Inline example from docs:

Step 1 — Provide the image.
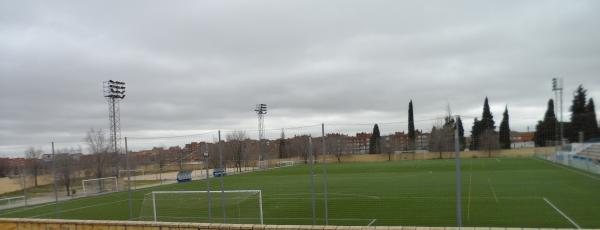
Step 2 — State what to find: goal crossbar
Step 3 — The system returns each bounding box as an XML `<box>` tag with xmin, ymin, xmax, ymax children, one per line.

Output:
<box><xmin>0</xmin><ymin>196</ymin><xmax>24</xmax><ymax>201</ymax></box>
<box><xmin>150</xmin><ymin>190</ymin><xmax>263</xmax><ymax>224</ymax></box>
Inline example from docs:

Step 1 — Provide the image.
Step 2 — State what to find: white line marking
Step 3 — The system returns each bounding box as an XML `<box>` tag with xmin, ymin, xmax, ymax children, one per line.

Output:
<box><xmin>368</xmin><ymin>219</ymin><xmax>377</xmax><ymax>226</ymax></box>
<box><xmin>467</xmin><ymin>173</ymin><xmax>472</xmax><ymax>220</ymax></box>
<box><xmin>543</xmin><ymin>197</ymin><xmax>581</xmax><ymax>229</ymax></box>
<box><xmin>532</xmin><ymin>158</ymin><xmax>600</xmax><ymax>181</ymax></box>
<box><xmin>488</xmin><ymin>178</ymin><xmax>499</xmax><ymax>203</ymax></box>
<box><xmin>29</xmin><ymin>199</ymin><xmax>130</xmax><ymax>218</ymax></box>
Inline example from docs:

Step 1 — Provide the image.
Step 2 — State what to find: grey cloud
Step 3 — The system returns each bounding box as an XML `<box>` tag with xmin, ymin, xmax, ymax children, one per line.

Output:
<box><xmin>1</xmin><ymin>0</ymin><xmax>600</xmax><ymax>156</ymax></box>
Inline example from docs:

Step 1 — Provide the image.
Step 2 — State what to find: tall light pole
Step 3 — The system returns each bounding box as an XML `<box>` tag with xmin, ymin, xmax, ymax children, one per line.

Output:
<box><xmin>552</xmin><ymin>78</ymin><xmax>564</xmax><ymax>145</ymax></box>
<box><xmin>254</xmin><ymin>104</ymin><xmax>267</xmax><ymax>161</ymax></box>
<box><xmin>103</xmin><ymin>80</ymin><xmax>126</xmax><ymax>174</ymax></box>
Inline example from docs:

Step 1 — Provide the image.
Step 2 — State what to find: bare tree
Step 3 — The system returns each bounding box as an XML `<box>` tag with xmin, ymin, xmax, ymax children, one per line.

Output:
<box><xmin>24</xmin><ymin>147</ymin><xmax>42</xmax><ymax>187</ymax></box>
<box><xmin>226</xmin><ymin>131</ymin><xmax>247</xmax><ymax>172</ymax></box>
<box><xmin>480</xmin><ymin>129</ymin><xmax>500</xmax><ymax>157</ymax></box>
<box><xmin>288</xmin><ymin>135</ymin><xmax>310</xmax><ymax>163</ymax></box>
<box><xmin>0</xmin><ymin>157</ymin><xmax>11</xmax><ymax>177</ymax></box>
<box><xmin>84</xmin><ymin>128</ymin><xmax>110</xmax><ymax>179</ymax></box>
<box><xmin>326</xmin><ymin>135</ymin><xmax>348</xmax><ymax>163</ymax></box>
<box><xmin>55</xmin><ymin>148</ymin><xmax>77</xmax><ymax>196</ymax></box>
<box><xmin>429</xmin><ymin>117</ymin><xmax>455</xmax><ymax>159</ymax></box>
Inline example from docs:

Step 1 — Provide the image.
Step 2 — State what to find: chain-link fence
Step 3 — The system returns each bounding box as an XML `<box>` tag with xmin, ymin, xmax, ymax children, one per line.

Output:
<box><xmin>1</xmin><ymin>111</ymin><xmax>599</xmax><ymax>228</ymax></box>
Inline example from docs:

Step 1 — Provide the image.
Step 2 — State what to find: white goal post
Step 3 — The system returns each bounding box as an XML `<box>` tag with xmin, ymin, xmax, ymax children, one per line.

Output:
<box><xmin>147</xmin><ymin>190</ymin><xmax>263</xmax><ymax>224</ymax></box>
<box><xmin>81</xmin><ymin>176</ymin><xmax>118</xmax><ymax>196</ymax></box>
<box><xmin>0</xmin><ymin>196</ymin><xmax>25</xmax><ymax>208</ymax></box>
<box><xmin>277</xmin><ymin>160</ymin><xmax>295</xmax><ymax>167</ymax></box>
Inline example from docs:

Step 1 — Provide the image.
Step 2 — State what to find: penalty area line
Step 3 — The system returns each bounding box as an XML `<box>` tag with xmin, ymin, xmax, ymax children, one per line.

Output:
<box><xmin>543</xmin><ymin>197</ymin><xmax>581</xmax><ymax>229</ymax></box>
<box><xmin>367</xmin><ymin>219</ymin><xmax>377</xmax><ymax>226</ymax></box>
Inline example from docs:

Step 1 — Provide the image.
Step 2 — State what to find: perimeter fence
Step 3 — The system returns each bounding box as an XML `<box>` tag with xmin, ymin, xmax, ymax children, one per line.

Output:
<box><xmin>1</xmin><ymin>114</ymin><xmax>596</xmax><ymax>228</ymax></box>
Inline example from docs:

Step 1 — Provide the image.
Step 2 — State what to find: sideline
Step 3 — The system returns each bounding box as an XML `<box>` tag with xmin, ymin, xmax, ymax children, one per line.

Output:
<box><xmin>487</xmin><ymin>178</ymin><xmax>499</xmax><ymax>203</ymax></box>
<box><xmin>542</xmin><ymin>197</ymin><xmax>580</xmax><ymax>229</ymax></box>
<box><xmin>367</xmin><ymin>219</ymin><xmax>377</xmax><ymax>226</ymax></box>
<box><xmin>532</xmin><ymin>158</ymin><xmax>600</xmax><ymax>181</ymax></box>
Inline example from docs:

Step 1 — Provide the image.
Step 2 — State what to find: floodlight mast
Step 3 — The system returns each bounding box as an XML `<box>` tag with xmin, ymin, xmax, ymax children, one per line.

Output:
<box><xmin>552</xmin><ymin>78</ymin><xmax>564</xmax><ymax>145</ymax></box>
<box><xmin>103</xmin><ymin>80</ymin><xmax>126</xmax><ymax>172</ymax></box>
<box><xmin>254</xmin><ymin>104</ymin><xmax>267</xmax><ymax>160</ymax></box>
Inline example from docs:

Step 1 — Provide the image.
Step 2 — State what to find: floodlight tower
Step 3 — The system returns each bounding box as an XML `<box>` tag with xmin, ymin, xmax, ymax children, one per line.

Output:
<box><xmin>103</xmin><ymin>80</ymin><xmax>126</xmax><ymax>157</ymax></box>
<box><xmin>552</xmin><ymin>78</ymin><xmax>564</xmax><ymax>145</ymax></box>
<box><xmin>254</xmin><ymin>104</ymin><xmax>267</xmax><ymax>160</ymax></box>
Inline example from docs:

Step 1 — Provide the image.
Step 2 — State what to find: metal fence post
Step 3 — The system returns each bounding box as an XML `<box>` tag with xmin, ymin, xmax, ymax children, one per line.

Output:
<box><xmin>51</xmin><ymin>141</ymin><xmax>60</xmax><ymax>219</ymax></box>
<box><xmin>454</xmin><ymin>115</ymin><xmax>462</xmax><ymax>227</ymax></box>
<box><xmin>205</xmin><ymin>146</ymin><xmax>212</xmax><ymax>223</ymax></box>
<box><xmin>125</xmin><ymin>137</ymin><xmax>132</xmax><ymax>220</ymax></box>
<box><xmin>308</xmin><ymin>137</ymin><xmax>316</xmax><ymax>225</ymax></box>
<box><xmin>321</xmin><ymin>123</ymin><xmax>329</xmax><ymax>225</ymax></box>
<box><xmin>21</xmin><ymin>168</ymin><xmax>27</xmax><ymax>206</ymax></box>
<box><xmin>218</xmin><ymin>130</ymin><xmax>227</xmax><ymax>223</ymax></box>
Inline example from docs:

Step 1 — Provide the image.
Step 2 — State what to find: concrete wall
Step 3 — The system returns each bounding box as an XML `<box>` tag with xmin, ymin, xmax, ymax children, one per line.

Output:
<box><xmin>0</xmin><ymin>218</ymin><xmax>587</xmax><ymax>230</ymax></box>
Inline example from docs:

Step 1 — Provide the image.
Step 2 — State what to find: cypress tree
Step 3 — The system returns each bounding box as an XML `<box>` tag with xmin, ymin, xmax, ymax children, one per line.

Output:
<box><xmin>470</xmin><ymin>118</ymin><xmax>481</xmax><ymax>150</ymax></box>
<box><xmin>457</xmin><ymin>116</ymin><xmax>466</xmax><ymax>150</ymax></box>
<box><xmin>408</xmin><ymin>100</ymin><xmax>416</xmax><ymax>150</ymax></box>
<box><xmin>470</xmin><ymin>97</ymin><xmax>496</xmax><ymax>150</ymax></box>
<box><xmin>534</xmin><ymin>99</ymin><xmax>557</xmax><ymax>146</ymax></box>
<box><xmin>570</xmin><ymin>85</ymin><xmax>587</xmax><ymax>142</ymax></box>
<box><xmin>481</xmin><ymin>97</ymin><xmax>496</xmax><ymax>131</ymax></box>
<box><xmin>585</xmin><ymin>98</ymin><xmax>599</xmax><ymax>139</ymax></box>
<box><xmin>279</xmin><ymin>129</ymin><xmax>286</xmax><ymax>158</ymax></box>
<box><xmin>369</xmin><ymin>124</ymin><xmax>381</xmax><ymax>154</ymax></box>
<box><xmin>499</xmin><ymin>106</ymin><xmax>511</xmax><ymax>149</ymax></box>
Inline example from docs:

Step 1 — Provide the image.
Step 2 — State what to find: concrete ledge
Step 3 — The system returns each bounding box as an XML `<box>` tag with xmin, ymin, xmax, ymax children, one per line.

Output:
<box><xmin>0</xmin><ymin>218</ymin><xmax>595</xmax><ymax>230</ymax></box>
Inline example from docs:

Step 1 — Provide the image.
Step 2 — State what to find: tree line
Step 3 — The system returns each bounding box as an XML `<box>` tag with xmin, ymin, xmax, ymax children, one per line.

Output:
<box><xmin>534</xmin><ymin>85</ymin><xmax>599</xmax><ymax>146</ymax></box>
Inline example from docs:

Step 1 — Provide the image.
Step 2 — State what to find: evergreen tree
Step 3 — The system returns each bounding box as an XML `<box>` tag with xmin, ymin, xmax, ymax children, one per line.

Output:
<box><xmin>585</xmin><ymin>98</ymin><xmax>599</xmax><ymax>139</ymax></box>
<box><xmin>569</xmin><ymin>85</ymin><xmax>587</xmax><ymax>142</ymax></box>
<box><xmin>279</xmin><ymin>129</ymin><xmax>286</xmax><ymax>158</ymax></box>
<box><xmin>408</xmin><ymin>100</ymin><xmax>416</xmax><ymax>150</ymax></box>
<box><xmin>456</xmin><ymin>116</ymin><xmax>466</xmax><ymax>150</ymax></box>
<box><xmin>499</xmin><ymin>106</ymin><xmax>511</xmax><ymax>149</ymax></box>
<box><xmin>470</xmin><ymin>118</ymin><xmax>481</xmax><ymax>150</ymax></box>
<box><xmin>369</xmin><ymin>124</ymin><xmax>381</xmax><ymax>154</ymax></box>
<box><xmin>481</xmin><ymin>97</ymin><xmax>496</xmax><ymax>131</ymax></box>
<box><xmin>534</xmin><ymin>99</ymin><xmax>557</xmax><ymax>146</ymax></box>
<box><xmin>470</xmin><ymin>97</ymin><xmax>496</xmax><ymax>150</ymax></box>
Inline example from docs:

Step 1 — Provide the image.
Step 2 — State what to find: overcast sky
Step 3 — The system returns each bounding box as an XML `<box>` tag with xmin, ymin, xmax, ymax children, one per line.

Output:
<box><xmin>1</xmin><ymin>0</ymin><xmax>599</xmax><ymax>156</ymax></box>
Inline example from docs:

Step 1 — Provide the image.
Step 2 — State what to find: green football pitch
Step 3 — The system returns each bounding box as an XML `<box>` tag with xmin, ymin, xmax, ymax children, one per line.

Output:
<box><xmin>1</xmin><ymin>157</ymin><xmax>600</xmax><ymax>228</ymax></box>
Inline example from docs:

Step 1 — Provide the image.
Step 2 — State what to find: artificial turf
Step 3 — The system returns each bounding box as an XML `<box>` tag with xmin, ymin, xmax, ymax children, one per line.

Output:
<box><xmin>1</xmin><ymin>157</ymin><xmax>599</xmax><ymax>228</ymax></box>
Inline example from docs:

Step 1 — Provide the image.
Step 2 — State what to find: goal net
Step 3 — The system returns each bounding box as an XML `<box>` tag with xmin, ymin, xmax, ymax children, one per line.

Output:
<box><xmin>0</xmin><ymin>196</ymin><xmax>25</xmax><ymax>209</ymax></box>
<box><xmin>138</xmin><ymin>190</ymin><xmax>263</xmax><ymax>224</ymax></box>
<box><xmin>277</xmin><ymin>160</ymin><xmax>296</xmax><ymax>167</ymax></box>
<box><xmin>81</xmin><ymin>176</ymin><xmax>118</xmax><ymax>196</ymax></box>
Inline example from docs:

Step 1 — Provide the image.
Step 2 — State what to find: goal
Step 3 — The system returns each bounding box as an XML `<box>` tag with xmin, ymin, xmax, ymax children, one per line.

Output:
<box><xmin>0</xmin><ymin>196</ymin><xmax>25</xmax><ymax>209</ymax></box>
<box><xmin>81</xmin><ymin>177</ymin><xmax>118</xmax><ymax>196</ymax></box>
<box><xmin>138</xmin><ymin>190</ymin><xmax>263</xmax><ymax>224</ymax></box>
<box><xmin>277</xmin><ymin>160</ymin><xmax>295</xmax><ymax>167</ymax></box>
